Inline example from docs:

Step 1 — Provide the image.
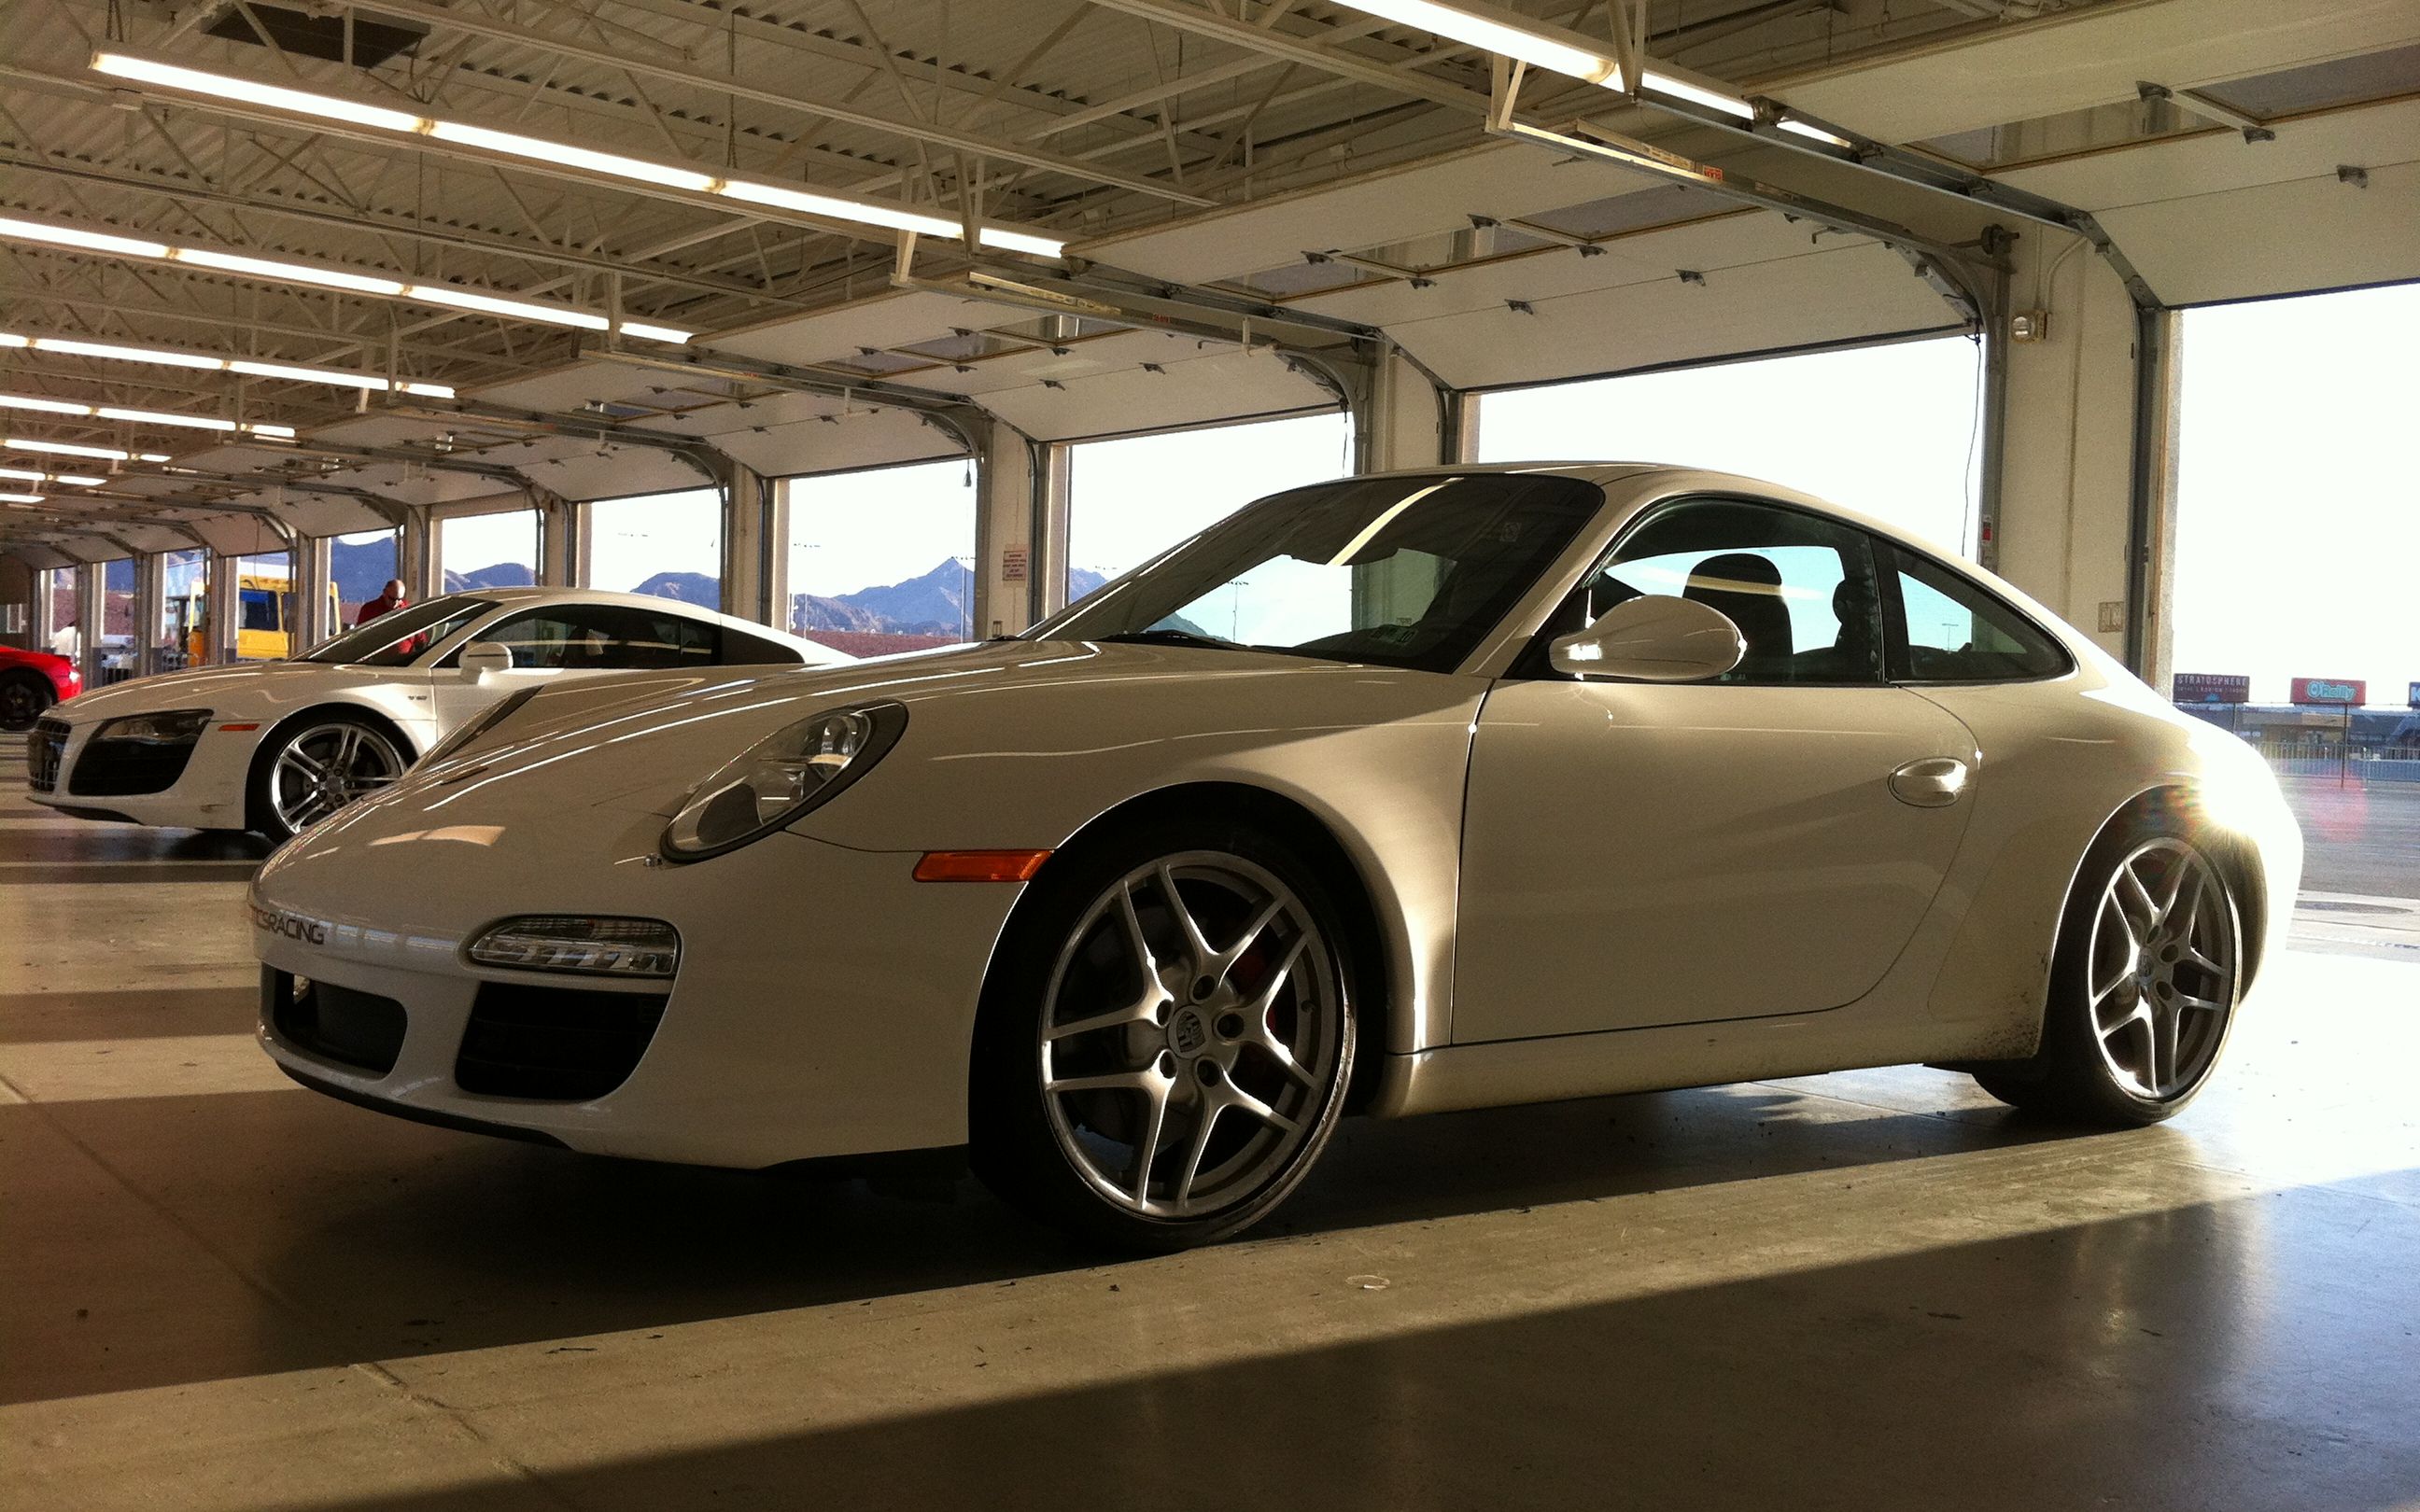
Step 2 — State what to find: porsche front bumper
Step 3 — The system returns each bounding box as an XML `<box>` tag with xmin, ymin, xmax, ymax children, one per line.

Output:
<box><xmin>250</xmin><ymin>828</ymin><xmax>1026</xmax><ymax>1167</ymax></box>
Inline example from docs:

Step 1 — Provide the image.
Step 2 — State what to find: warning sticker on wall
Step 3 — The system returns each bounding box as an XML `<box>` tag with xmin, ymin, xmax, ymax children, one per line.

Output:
<box><xmin>1002</xmin><ymin>545</ymin><xmax>1028</xmax><ymax>581</ymax></box>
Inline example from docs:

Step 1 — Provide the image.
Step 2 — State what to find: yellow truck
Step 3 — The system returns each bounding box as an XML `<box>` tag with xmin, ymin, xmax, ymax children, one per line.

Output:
<box><xmin>162</xmin><ymin>573</ymin><xmax>339</xmax><ymax>664</ymax></box>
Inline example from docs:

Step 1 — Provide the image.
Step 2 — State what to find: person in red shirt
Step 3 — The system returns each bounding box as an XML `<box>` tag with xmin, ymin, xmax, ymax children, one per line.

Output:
<box><xmin>355</xmin><ymin>580</ymin><xmax>408</xmax><ymax>628</ymax></box>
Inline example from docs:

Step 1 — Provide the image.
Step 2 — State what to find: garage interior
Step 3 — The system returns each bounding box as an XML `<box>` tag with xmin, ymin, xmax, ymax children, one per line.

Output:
<box><xmin>3</xmin><ymin>0</ymin><xmax>2416</xmax><ymax>1505</ymax></box>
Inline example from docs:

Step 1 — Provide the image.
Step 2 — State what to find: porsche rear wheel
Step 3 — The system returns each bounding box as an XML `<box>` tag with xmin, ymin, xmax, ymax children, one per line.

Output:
<box><xmin>971</xmin><ymin>821</ymin><xmax>1356</xmax><ymax>1251</ymax></box>
<box><xmin>1971</xmin><ymin>819</ymin><xmax>2243</xmax><ymax>1125</ymax></box>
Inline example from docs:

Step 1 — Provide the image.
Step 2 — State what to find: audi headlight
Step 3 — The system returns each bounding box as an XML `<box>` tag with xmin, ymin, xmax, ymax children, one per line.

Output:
<box><xmin>660</xmin><ymin>702</ymin><xmax>906</xmax><ymax>861</ymax></box>
<box><xmin>95</xmin><ymin>707</ymin><xmax>211</xmax><ymax>743</ymax></box>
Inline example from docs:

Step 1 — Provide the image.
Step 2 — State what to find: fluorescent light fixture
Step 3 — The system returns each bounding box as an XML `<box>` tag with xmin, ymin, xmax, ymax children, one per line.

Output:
<box><xmin>614</xmin><ymin>321</ymin><xmax>696</xmax><ymax>344</ymax></box>
<box><xmin>89</xmin><ymin>50</ymin><xmax>1065</xmax><ymax>259</ymax></box>
<box><xmin>716</xmin><ymin>178</ymin><xmax>953</xmax><ymax>236</ymax></box>
<box><xmin>0</xmin><ymin>491</ymin><xmax>44</xmax><ymax>503</ymax></box>
<box><xmin>1777</xmin><ymin>117</ymin><xmax>1854</xmax><ymax>148</ymax></box>
<box><xmin>90</xmin><ymin>51</ymin><xmax>425</xmax><ymax>133</ymax></box>
<box><xmin>177</xmin><ymin>246</ymin><xmax>407</xmax><ymax>296</ymax></box>
<box><xmin>0</xmin><ymin>215</ymin><xmax>170</xmax><ymax>259</ymax></box>
<box><xmin>429</xmin><ymin>122</ymin><xmax>719</xmax><ymax>192</ymax></box>
<box><xmin>1</xmin><ymin>329</ymin><xmax>457</xmax><ymax>399</ymax></box>
<box><xmin>409</xmin><ymin>284</ymin><xmax>612</xmax><ymax>329</ymax></box>
<box><xmin>1640</xmin><ymin>69</ymin><xmax>1755</xmax><ymax>119</ymax></box>
<box><xmin>7</xmin><ymin>439</ymin><xmax>173</xmax><ymax>462</ymax></box>
<box><xmin>1</xmin><ymin>393</ymin><xmax>294</xmax><ymax>438</ymax></box>
<box><xmin>975</xmin><ymin>227</ymin><xmax>1072</xmax><ymax>258</ymax></box>
<box><xmin>1</xmin><ymin>220</ymin><xmax>688</xmax><ymax>344</ymax></box>
<box><xmin>0</xmin><ymin>467</ymin><xmax>104</xmax><ymax>486</ymax></box>
<box><xmin>1332</xmin><ymin>0</ymin><xmax>1621</xmax><ymax>87</ymax></box>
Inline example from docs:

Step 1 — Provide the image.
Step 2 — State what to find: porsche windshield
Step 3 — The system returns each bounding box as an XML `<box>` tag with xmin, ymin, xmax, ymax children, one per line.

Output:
<box><xmin>296</xmin><ymin>595</ymin><xmax>496</xmax><ymax>666</ymax></box>
<box><xmin>1033</xmin><ymin>472</ymin><xmax>1604</xmax><ymax>672</ymax></box>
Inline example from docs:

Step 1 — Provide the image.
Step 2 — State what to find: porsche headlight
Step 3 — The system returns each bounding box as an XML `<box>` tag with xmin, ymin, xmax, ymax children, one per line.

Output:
<box><xmin>95</xmin><ymin>707</ymin><xmax>211</xmax><ymax>743</ymax></box>
<box><xmin>660</xmin><ymin>702</ymin><xmax>906</xmax><ymax>861</ymax></box>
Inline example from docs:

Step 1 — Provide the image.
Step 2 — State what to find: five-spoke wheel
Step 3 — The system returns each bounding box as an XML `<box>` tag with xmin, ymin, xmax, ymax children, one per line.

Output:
<box><xmin>1971</xmin><ymin>817</ymin><xmax>2243</xmax><ymax>1123</ymax></box>
<box><xmin>973</xmin><ymin>822</ymin><xmax>1356</xmax><ymax>1249</ymax></box>
<box><xmin>254</xmin><ymin>717</ymin><xmax>407</xmax><ymax>841</ymax></box>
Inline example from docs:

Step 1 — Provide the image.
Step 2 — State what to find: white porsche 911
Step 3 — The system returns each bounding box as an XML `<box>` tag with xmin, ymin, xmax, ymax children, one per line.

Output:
<box><xmin>246</xmin><ymin>465</ymin><xmax>2301</xmax><ymax>1249</ymax></box>
<box><xmin>28</xmin><ymin>587</ymin><xmax>847</xmax><ymax>841</ymax></box>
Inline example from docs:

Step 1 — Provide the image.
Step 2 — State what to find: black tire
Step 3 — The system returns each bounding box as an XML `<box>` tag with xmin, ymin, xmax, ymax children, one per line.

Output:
<box><xmin>1970</xmin><ymin>805</ymin><xmax>2244</xmax><ymax>1126</ymax></box>
<box><xmin>246</xmin><ymin>711</ymin><xmax>411</xmax><ymax>843</ymax></box>
<box><xmin>970</xmin><ymin>816</ymin><xmax>1358</xmax><ymax>1252</ymax></box>
<box><xmin>0</xmin><ymin>672</ymin><xmax>52</xmax><ymax>732</ymax></box>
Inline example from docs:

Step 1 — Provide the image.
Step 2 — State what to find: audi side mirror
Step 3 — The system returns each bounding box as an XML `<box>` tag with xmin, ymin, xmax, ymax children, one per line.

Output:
<box><xmin>1548</xmin><ymin>595</ymin><xmax>1745</xmax><ymax>682</ymax></box>
<box><xmin>457</xmin><ymin>640</ymin><xmax>514</xmax><ymax>682</ymax></box>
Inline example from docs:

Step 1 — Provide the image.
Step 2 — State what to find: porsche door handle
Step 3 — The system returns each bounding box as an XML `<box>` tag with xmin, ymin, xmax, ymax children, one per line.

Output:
<box><xmin>1889</xmin><ymin>756</ymin><xmax>1970</xmax><ymax>808</ymax></box>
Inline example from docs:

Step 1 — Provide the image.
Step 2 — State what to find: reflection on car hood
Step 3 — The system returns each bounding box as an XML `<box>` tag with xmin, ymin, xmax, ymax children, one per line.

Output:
<box><xmin>51</xmin><ymin>661</ymin><xmax>338</xmax><ymax>722</ymax></box>
<box><xmin>359</xmin><ymin>638</ymin><xmax>1392</xmax><ymax>820</ymax></box>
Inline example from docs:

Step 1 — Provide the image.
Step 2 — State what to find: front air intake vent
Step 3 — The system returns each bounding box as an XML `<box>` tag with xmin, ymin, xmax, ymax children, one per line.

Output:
<box><xmin>201</xmin><ymin>4</ymin><xmax>429</xmax><ymax>69</ymax></box>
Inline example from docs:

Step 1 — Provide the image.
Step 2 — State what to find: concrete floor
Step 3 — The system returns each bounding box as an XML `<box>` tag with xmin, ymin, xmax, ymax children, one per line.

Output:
<box><xmin>4</xmin><ymin>731</ymin><xmax>2416</xmax><ymax>1511</ymax></box>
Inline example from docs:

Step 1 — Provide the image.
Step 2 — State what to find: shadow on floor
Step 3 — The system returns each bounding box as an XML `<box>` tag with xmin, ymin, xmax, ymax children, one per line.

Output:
<box><xmin>5</xmin><ymin>1068</ymin><xmax>2077</xmax><ymax>1405</ymax></box>
<box><xmin>179</xmin><ymin>1194</ymin><xmax>2420</xmax><ymax>1512</ymax></box>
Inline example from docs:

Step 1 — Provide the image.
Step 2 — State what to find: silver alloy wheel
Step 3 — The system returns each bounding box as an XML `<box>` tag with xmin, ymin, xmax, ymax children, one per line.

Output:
<box><xmin>1037</xmin><ymin>850</ymin><xmax>1343</xmax><ymax>1221</ymax></box>
<box><xmin>270</xmin><ymin>721</ymin><xmax>405</xmax><ymax>833</ymax></box>
<box><xmin>2088</xmin><ymin>836</ymin><xmax>2238</xmax><ymax>1100</ymax></box>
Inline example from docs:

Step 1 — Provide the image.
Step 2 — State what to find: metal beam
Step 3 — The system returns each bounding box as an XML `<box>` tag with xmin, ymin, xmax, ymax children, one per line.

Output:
<box><xmin>3</xmin><ymin>150</ymin><xmax>823</xmax><ymax>309</ymax></box>
<box><xmin>364</xmin><ymin>0</ymin><xmax>1217</xmax><ymax>207</ymax></box>
<box><xmin>1079</xmin><ymin>0</ymin><xmax>1495</xmax><ymax>115</ymax></box>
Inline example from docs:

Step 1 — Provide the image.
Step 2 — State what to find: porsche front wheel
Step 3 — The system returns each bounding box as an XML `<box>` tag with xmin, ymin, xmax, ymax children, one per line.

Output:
<box><xmin>1972</xmin><ymin>822</ymin><xmax>2243</xmax><ymax>1125</ymax></box>
<box><xmin>972</xmin><ymin>822</ymin><xmax>1357</xmax><ymax>1251</ymax></box>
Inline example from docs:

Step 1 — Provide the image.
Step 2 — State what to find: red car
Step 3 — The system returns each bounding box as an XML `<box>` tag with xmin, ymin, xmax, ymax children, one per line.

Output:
<box><xmin>0</xmin><ymin>645</ymin><xmax>79</xmax><ymax>731</ymax></box>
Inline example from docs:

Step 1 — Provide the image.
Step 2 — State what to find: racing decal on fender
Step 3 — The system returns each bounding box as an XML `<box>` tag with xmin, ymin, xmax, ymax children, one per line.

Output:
<box><xmin>250</xmin><ymin>903</ymin><xmax>330</xmax><ymax>945</ymax></box>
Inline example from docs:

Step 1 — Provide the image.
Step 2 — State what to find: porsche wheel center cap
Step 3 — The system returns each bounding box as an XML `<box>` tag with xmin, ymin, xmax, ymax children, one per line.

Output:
<box><xmin>1169</xmin><ymin>1008</ymin><xmax>1209</xmax><ymax>1057</ymax></box>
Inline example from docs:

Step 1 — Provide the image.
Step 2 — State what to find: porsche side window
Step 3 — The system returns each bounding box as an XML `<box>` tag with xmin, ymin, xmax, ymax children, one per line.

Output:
<box><xmin>1571</xmin><ymin>499</ymin><xmax>1886</xmax><ymax>685</ymax></box>
<box><xmin>1888</xmin><ymin>550</ymin><xmax>2069</xmax><ymax>683</ymax></box>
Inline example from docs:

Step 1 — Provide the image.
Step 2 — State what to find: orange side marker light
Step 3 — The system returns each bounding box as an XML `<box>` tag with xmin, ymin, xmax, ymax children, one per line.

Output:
<box><xmin>913</xmin><ymin>849</ymin><xmax>1051</xmax><ymax>883</ymax></box>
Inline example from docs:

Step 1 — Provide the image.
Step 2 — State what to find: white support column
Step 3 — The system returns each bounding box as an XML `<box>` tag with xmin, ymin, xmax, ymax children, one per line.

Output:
<box><xmin>399</xmin><ymin>507</ymin><xmax>439</xmax><ymax>601</ymax></box>
<box><xmin>76</xmin><ymin>562</ymin><xmax>104</xmax><ymax>690</ymax></box>
<box><xmin>294</xmin><ymin>535</ymin><xmax>336</xmax><ymax>650</ymax></box>
<box><xmin>132</xmin><ymin>553</ymin><xmax>166</xmax><ymax>679</ymax></box>
<box><xmin>761</xmin><ymin>479</ymin><xmax>791</xmax><ymax>632</ymax></box>
<box><xmin>971</xmin><ymin>423</ymin><xmax>1037</xmax><ymax>639</ymax></box>
<box><xmin>1356</xmin><ymin>345</ymin><xmax>1460</xmax><ymax>473</ymax></box>
<box><xmin>1031</xmin><ymin>441</ymin><xmax>1071</xmax><ymax>623</ymax></box>
<box><xmin>30</xmin><ymin>561</ymin><xmax>58</xmax><ymax>651</ymax></box>
<box><xmin>1990</xmin><ymin>242</ymin><xmax>2147</xmax><ymax>669</ymax></box>
<box><xmin>718</xmin><ymin>466</ymin><xmax>774</xmax><ymax>623</ymax></box>
<box><xmin>205</xmin><ymin>553</ymin><xmax>240</xmax><ymax>664</ymax></box>
<box><xmin>534</xmin><ymin>490</ymin><xmax>574</xmax><ymax>587</ymax></box>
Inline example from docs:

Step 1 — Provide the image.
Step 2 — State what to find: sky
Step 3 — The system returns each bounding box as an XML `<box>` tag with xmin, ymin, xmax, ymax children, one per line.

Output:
<box><xmin>2168</xmin><ymin>282</ymin><xmax>2419</xmax><ymax>707</ymax></box>
<box><xmin>785</xmin><ymin>458</ymin><xmax>978</xmax><ymax>597</ymax></box>
<box><xmin>440</xmin><ymin>510</ymin><xmax>537</xmax><ymax>581</ymax></box>
<box><xmin>1475</xmin><ymin>335</ymin><xmax>1985</xmax><ymax>554</ymax></box>
<box><xmin>589</xmin><ymin>488</ymin><xmax>720</xmax><ymax>593</ymax></box>
<box><xmin>1065</xmin><ymin>413</ymin><xmax>1358</xmax><ymax>581</ymax></box>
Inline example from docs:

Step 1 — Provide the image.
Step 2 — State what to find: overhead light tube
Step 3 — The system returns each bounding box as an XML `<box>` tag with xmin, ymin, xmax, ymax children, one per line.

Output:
<box><xmin>86</xmin><ymin>51</ymin><xmax>1066</xmax><ymax>259</ymax></box>
<box><xmin>7</xmin><ymin>439</ymin><xmax>174</xmax><ymax>462</ymax></box>
<box><xmin>2</xmin><ymin>329</ymin><xmax>457</xmax><ymax>399</ymax></box>
<box><xmin>1331</xmin><ymin>0</ymin><xmax>1622</xmax><ymax>87</ymax></box>
<box><xmin>0</xmin><ymin>393</ymin><xmax>294</xmax><ymax>439</ymax></box>
<box><xmin>0</xmin><ymin>217</ymin><xmax>693</xmax><ymax>344</ymax></box>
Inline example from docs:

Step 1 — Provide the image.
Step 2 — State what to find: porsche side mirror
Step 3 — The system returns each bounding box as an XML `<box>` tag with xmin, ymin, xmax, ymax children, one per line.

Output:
<box><xmin>1548</xmin><ymin>595</ymin><xmax>1745</xmax><ymax>682</ymax></box>
<box><xmin>457</xmin><ymin>640</ymin><xmax>514</xmax><ymax>682</ymax></box>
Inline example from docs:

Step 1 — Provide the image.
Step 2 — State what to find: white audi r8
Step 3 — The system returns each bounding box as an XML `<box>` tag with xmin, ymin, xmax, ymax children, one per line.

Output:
<box><xmin>28</xmin><ymin>587</ymin><xmax>848</xmax><ymax>841</ymax></box>
<box><xmin>247</xmin><ymin>465</ymin><xmax>2301</xmax><ymax>1249</ymax></box>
